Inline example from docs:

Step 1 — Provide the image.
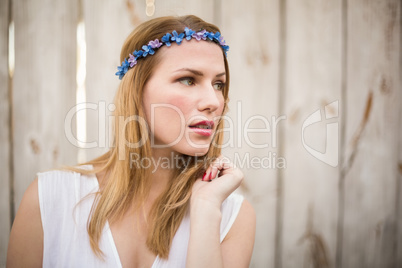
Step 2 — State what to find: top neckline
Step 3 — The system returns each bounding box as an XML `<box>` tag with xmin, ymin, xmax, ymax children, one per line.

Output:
<box><xmin>87</xmin><ymin>166</ymin><xmax>160</xmax><ymax>268</ymax></box>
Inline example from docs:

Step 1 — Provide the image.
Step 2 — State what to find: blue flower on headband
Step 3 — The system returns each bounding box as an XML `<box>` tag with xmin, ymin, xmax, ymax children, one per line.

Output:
<box><xmin>161</xmin><ymin>33</ymin><xmax>172</xmax><ymax>46</ymax></box>
<box><xmin>184</xmin><ymin>27</ymin><xmax>195</xmax><ymax>40</ymax></box>
<box><xmin>222</xmin><ymin>45</ymin><xmax>229</xmax><ymax>56</ymax></box>
<box><xmin>133</xmin><ymin>50</ymin><xmax>143</xmax><ymax>59</ymax></box>
<box><xmin>206</xmin><ymin>31</ymin><xmax>221</xmax><ymax>42</ymax></box>
<box><xmin>213</xmin><ymin>32</ymin><xmax>222</xmax><ymax>43</ymax></box>
<box><xmin>171</xmin><ymin>30</ymin><xmax>185</xmax><ymax>45</ymax></box>
<box><xmin>205</xmin><ymin>32</ymin><xmax>214</xmax><ymax>40</ymax></box>
<box><xmin>142</xmin><ymin>45</ymin><xmax>155</xmax><ymax>57</ymax></box>
<box><xmin>115</xmin><ymin>59</ymin><xmax>130</xmax><ymax>79</ymax></box>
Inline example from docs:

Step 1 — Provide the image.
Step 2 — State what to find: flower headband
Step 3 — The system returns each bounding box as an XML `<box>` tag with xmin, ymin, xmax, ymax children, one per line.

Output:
<box><xmin>115</xmin><ymin>27</ymin><xmax>229</xmax><ymax>79</ymax></box>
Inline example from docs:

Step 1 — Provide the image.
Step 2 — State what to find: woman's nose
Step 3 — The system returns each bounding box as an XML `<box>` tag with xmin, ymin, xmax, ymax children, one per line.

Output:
<box><xmin>197</xmin><ymin>85</ymin><xmax>222</xmax><ymax>112</ymax></box>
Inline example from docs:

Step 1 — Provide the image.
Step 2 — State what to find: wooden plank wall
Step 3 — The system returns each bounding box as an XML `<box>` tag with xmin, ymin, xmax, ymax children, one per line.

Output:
<box><xmin>11</xmin><ymin>0</ymin><xmax>79</xmax><ymax>210</ymax></box>
<box><xmin>84</xmin><ymin>0</ymin><xmax>135</xmax><ymax>161</ymax></box>
<box><xmin>281</xmin><ymin>0</ymin><xmax>341</xmax><ymax>267</ymax></box>
<box><xmin>1</xmin><ymin>0</ymin><xmax>400</xmax><ymax>267</ymax></box>
<box><xmin>342</xmin><ymin>0</ymin><xmax>401</xmax><ymax>267</ymax></box>
<box><xmin>398</xmin><ymin>3</ymin><xmax>402</xmax><ymax>263</ymax></box>
<box><xmin>0</xmin><ymin>0</ymin><xmax>11</xmax><ymax>266</ymax></box>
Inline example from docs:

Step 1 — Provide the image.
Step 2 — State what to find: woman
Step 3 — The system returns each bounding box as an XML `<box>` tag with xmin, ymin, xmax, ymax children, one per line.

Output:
<box><xmin>7</xmin><ymin>15</ymin><xmax>256</xmax><ymax>267</ymax></box>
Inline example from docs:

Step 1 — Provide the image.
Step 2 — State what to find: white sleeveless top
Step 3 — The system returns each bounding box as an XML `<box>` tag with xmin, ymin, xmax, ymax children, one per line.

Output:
<box><xmin>37</xmin><ymin>167</ymin><xmax>244</xmax><ymax>268</ymax></box>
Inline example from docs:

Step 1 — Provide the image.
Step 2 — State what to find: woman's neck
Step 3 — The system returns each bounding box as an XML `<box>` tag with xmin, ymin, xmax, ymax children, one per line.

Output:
<box><xmin>147</xmin><ymin>148</ymin><xmax>178</xmax><ymax>199</ymax></box>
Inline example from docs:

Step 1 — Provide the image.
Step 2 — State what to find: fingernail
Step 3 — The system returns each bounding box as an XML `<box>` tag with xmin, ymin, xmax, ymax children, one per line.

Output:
<box><xmin>202</xmin><ymin>172</ymin><xmax>207</xmax><ymax>181</ymax></box>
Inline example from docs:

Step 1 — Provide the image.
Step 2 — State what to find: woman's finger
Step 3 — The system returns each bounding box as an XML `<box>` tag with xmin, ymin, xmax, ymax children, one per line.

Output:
<box><xmin>210</xmin><ymin>166</ymin><xmax>218</xmax><ymax>181</ymax></box>
<box><xmin>202</xmin><ymin>165</ymin><xmax>212</xmax><ymax>181</ymax></box>
<box><xmin>202</xmin><ymin>155</ymin><xmax>238</xmax><ymax>182</ymax></box>
<box><xmin>209</xmin><ymin>156</ymin><xmax>233</xmax><ymax>179</ymax></box>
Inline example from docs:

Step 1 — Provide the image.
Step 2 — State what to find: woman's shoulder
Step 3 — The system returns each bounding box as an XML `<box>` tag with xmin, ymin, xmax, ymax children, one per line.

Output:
<box><xmin>37</xmin><ymin>165</ymin><xmax>99</xmax><ymax>210</ymax></box>
<box><xmin>7</xmin><ymin>177</ymin><xmax>44</xmax><ymax>267</ymax></box>
<box><xmin>37</xmin><ymin>165</ymin><xmax>97</xmax><ymax>189</ymax></box>
<box><xmin>37</xmin><ymin>164</ymin><xmax>94</xmax><ymax>180</ymax></box>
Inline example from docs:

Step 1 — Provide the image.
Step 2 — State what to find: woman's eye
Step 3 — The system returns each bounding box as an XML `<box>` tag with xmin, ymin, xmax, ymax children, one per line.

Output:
<box><xmin>179</xmin><ymin>78</ymin><xmax>195</xmax><ymax>86</ymax></box>
<box><xmin>213</xmin><ymin>82</ymin><xmax>225</xmax><ymax>91</ymax></box>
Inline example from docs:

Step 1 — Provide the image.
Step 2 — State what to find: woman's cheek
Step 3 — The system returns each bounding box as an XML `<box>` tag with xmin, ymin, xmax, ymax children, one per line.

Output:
<box><xmin>150</xmin><ymin>104</ymin><xmax>188</xmax><ymax>144</ymax></box>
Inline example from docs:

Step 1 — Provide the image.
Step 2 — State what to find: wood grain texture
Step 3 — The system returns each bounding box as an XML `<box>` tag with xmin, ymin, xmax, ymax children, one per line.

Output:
<box><xmin>12</xmin><ymin>0</ymin><xmax>78</xmax><ymax>211</ymax></box>
<box><xmin>341</xmin><ymin>0</ymin><xmax>401</xmax><ymax>267</ymax></box>
<box><xmin>83</xmin><ymin>0</ymin><xmax>138</xmax><ymax>161</ymax></box>
<box><xmin>397</xmin><ymin>1</ymin><xmax>402</xmax><ymax>264</ymax></box>
<box><xmin>220</xmin><ymin>0</ymin><xmax>280</xmax><ymax>267</ymax></box>
<box><xmin>152</xmin><ymin>0</ymin><xmax>215</xmax><ymax>22</ymax></box>
<box><xmin>397</xmin><ymin>90</ymin><xmax>402</xmax><ymax>265</ymax></box>
<box><xmin>280</xmin><ymin>0</ymin><xmax>342</xmax><ymax>267</ymax></box>
<box><xmin>0</xmin><ymin>0</ymin><xmax>10</xmax><ymax>265</ymax></box>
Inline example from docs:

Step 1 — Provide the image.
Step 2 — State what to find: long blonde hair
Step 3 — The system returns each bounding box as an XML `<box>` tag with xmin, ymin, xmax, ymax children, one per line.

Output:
<box><xmin>76</xmin><ymin>15</ymin><xmax>230</xmax><ymax>259</ymax></box>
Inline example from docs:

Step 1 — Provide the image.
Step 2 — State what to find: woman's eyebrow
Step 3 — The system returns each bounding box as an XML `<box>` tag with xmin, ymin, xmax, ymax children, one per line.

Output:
<box><xmin>174</xmin><ymin>68</ymin><xmax>203</xmax><ymax>76</ymax></box>
<box><xmin>174</xmin><ymin>68</ymin><xmax>226</xmax><ymax>78</ymax></box>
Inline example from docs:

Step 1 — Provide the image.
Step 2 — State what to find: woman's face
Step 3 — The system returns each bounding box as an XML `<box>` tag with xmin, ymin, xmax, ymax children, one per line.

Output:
<box><xmin>143</xmin><ymin>39</ymin><xmax>226</xmax><ymax>157</ymax></box>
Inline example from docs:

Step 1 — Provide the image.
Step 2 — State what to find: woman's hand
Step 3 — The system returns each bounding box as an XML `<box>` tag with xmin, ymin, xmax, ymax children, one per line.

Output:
<box><xmin>191</xmin><ymin>155</ymin><xmax>244</xmax><ymax>208</ymax></box>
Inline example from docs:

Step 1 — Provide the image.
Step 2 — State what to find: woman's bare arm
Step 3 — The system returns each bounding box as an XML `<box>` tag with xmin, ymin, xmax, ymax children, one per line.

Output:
<box><xmin>187</xmin><ymin>197</ymin><xmax>256</xmax><ymax>268</ymax></box>
<box><xmin>221</xmin><ymin>199</ymin><xmax>256</xmax><ymax>267</ymax></box>
<box><xmin>187</xmin><ymin>157</ymin><xmax>256</xmax><ymax>267</ymax></box>
<box><xmin>7</xmin><ymin>178</ymin><xmax>43</xmax><ymax>267</ymax></box>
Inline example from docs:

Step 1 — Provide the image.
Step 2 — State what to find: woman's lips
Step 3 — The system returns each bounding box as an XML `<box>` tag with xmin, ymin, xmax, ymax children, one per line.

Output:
<box><xmin>189</xmin><ymin>120</ymin><xmax>214</xmax><ymax>128</ymax></box>
<box><xmin>189</xmin><ymin>120</ymin><xmax>215</xmax><ymax>136</ymax></box>
<box><xmin>189</xmin><ymin>127</ymin><xmax>213</xmax><ymax>136</ymax></box>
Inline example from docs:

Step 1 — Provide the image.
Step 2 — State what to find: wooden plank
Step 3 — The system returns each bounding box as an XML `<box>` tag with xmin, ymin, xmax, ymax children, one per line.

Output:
<box><xmin>398</xmin><ymin>4</ymin><xmax>402</xmax><ymax>264</ymax></box>
<box><xmin>83</xmin><ymin>0</ymin><xmax>138</xmax><ymax>161</ymax></box>
<box><xmin>12</xmin><ymin>0</ymin><xmax>78</xmax><ymax>211</ymax></box>
<box><xmin>153</xmin><ymin>0</ymin><xmax>215</xmax><ymax>22</ymax></box>
<box><xmin>280</xmin><ymin>0</ymin><xmax>342</xmax><ymax>267</ymax></box>
<box><xmin>220</xmin><ymin>0</ymin><xmax>280</xmax><ymax>267</ymax></box>
<box><xmin>0</xmin><ymin>0</ymin><xmax>10</xmax><ymax>265</ymax></box>
<box><xmin>397</xmin><ymin>93</ymin><xmax>402</xmax><ymax>264</ymax></box>
<box><xmin>341</xmin><ymin>0</ymin><xmax>401</xmax><ymax>267</ymax></box>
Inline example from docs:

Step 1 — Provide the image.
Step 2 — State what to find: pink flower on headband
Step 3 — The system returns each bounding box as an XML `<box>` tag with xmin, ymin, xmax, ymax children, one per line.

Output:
<box><xmin>128</xmin><ymin>54</ymin><xmax>137</xmax><ymax>68</ymax></box>
<box><xmin>218</xmin><ymin>36</ymin><xmax>226</xmax><ymax>46</ymax></box>
<box><xmin>148</xmin><ymin>39</ymin><xmax>162</xmax><ymax>49</ymax></box>
<box><xmin>192</xmin><ymin>29</ymin><xmax>207</xmax><ymax>41</ymax></box>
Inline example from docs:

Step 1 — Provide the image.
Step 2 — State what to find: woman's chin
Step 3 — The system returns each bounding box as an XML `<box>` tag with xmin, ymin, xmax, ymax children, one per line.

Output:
<box><xmin>179</xmin><ymin>145</ymin><xmax>211</xmax><ymax>157</ymax></box>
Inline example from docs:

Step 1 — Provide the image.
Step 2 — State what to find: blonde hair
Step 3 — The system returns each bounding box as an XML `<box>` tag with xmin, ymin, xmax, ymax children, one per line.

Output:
<box><xmin>76</xmin><ymin>15</ymin><xmax>230</xmax><ymax>259</ymax></box>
